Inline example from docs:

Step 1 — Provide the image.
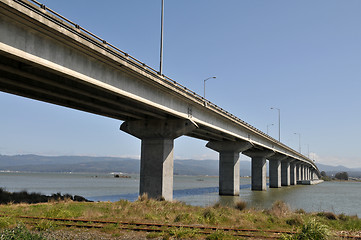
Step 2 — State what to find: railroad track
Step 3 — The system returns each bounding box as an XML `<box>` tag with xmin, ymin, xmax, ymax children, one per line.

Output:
<box><xmin>1</xmin><ymin>214</ymin><xmax>360</xmax><ymax>239</ymax></box>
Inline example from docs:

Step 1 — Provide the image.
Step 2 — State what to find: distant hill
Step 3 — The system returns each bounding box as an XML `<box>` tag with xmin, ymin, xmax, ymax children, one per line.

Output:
<box><xmin>0</xmin><ymin>154</ymin><xmax>251</xmax><ymax>176</ymax></box>
<box><xmin>0</xmin><ymin>155</ymin><xmax>360</xmax><ymax>177</ymax></box>
<box><xmin>317</xmin><ymin>163</ymin><xmax>361</xmax><ymax>177</ymax></box>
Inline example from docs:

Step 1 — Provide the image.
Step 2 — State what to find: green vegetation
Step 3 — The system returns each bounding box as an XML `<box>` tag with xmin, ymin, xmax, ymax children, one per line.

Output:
<box><xmin>321</xmin><ymin>171</ymin><xmax>351</xmax><ymax>181</ymax></box>
<box><xmin>320</xmin><ymin>171</ymin><xmax>332</xmax><ymax>181</ymax></box>
<box><xmin>335</xmin><ymin>171</ymin><xmax>349</xmax><ymax>180</ymax></box>
<box><xmin>282</xmin><ymin>219</ymin><xmax>329</xmax><ymax>240</ymax></box>
<box><xmin>0</xmin><ymin>199</ymin><xmax>360</xmax><ymax>239</ymax></box>
<box><xmin>0</xmin><ymin>188</ymin><xmax>90</xmax><ymax>204</ymax></box>
<box><xmin>0</xmin><ymin>224</ymin><xmax>46</xmax><ymax>240</ymax></box>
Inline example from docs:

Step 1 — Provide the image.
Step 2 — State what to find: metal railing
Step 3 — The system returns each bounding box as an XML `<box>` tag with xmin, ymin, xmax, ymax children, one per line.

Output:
<box><xmin>12</xmin><ymin>0</ymin><xmax>316</xmax><ymax>167</ymax></box>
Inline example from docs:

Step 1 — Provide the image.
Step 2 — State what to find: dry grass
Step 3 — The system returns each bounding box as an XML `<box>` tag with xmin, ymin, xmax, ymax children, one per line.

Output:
<box><xmin>268</xmin><ymin>200</ymin><xmax>291</xmax><ymax>217</ymax></box>
<box><xmin>0</xmin><ymin>198</ymin><xmax>360</xmax><ymax>237</ymax></box>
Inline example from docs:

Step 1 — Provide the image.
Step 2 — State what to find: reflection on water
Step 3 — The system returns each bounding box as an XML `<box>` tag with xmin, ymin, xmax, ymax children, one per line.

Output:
<box><xmin>0</xmin><ymin>172</ymin><xmax>360</xmax><ymax>216</ymax></box>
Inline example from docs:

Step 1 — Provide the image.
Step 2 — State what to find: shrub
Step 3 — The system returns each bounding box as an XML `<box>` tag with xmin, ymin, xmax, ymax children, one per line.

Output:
<box><xmin>206</xmin><ymin>230</ymin><xmax>226</xmax><ymax>240</ymax></box>
<box><xmin>269</xmin><ymin>200</ymin><xmax>291</xmax><ymax>217</ymax></box>
<box><xmin>297</xmin><ymin>219</ymin><xmax>329</xmax><ymax>240</ymax></box>
<box><xmin>235</xmin><ymin>200</ymin><xmax>247</xmax><ymax>211</ymax></box>
<box><xmin>281</xmin><ymin>219</ymin><xmax>329</xmax><ymax>240</ymax></box>
<box><xmin>286</xmin><ymin>215</ymin><xmax>303</xmax><ymax>226</ymax></box>
<box><xmin>335</xmin><ymin>172</ymin><xmax>348</xmax><ymax>180</ymax></box>
<box><xmin>317</xmin><ymin>212</ymin><xmax>337</xmax><ymax>220</ymax></box>
<box><xmin>203</xmin><ymin>208</ymin><xmax>217</xmax><ymax>224</ymax></box>
<box><xmin>295</xmin><ymin>209</ymin><xmax>306</xmax><ymax>214</ymax></box>
<box><xmin>174</xmin><ymin>213</ymin><xmax>191</xmax><ymax>223</ymax></box>
<box><xmin>137</xmin><ymin>193</ymin><xmax>149</xmax><ymax>202</ymax></box>
<box><xmin>168</xmin><ymin>227</ymin><xmax>199</xmax><ymax>239</ymax></box>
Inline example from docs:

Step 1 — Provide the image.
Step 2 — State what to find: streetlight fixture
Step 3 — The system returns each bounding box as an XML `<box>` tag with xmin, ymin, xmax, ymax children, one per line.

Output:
<box><xmin>270</xmin><ymin>107</ymin><xmax>281</xmax><ymax>142</ymax></box>
<box><xmin>267</xmin><ymin>123</ymin><xmax>274</xmax><ymax>135</ymax></box>
<box><xmin>294</xmin><ymin>132</ymin><xmax>301</xmax><ymax>153</ymax></box>
<box><xmin>203</xmin><ymin>76</ymin><xmax>216</xmax><ymax>98</ymax></box>
<box><xmin>159</xmin><ymin>0</ymin><xmax>164</xmax><ymax>75</ymax></box>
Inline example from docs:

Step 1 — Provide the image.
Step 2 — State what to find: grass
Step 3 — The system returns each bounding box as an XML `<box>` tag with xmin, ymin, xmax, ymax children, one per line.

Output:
<box><xmin>0</xmin><ymin>199</ymin><xmax>360</xmax><ymax>239</ymax></box>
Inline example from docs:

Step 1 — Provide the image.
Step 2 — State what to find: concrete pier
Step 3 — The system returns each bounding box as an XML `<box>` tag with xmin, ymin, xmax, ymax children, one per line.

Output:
<box><xmin>268</xmin><ymin>154</ymin><xmax>288</xmax><ymax>188</ymax></box>
<box><xmin>290</xmin><ymin>162</ymin><xmax>297</xmax><ymax>185</ymax></box>
<box><xmin>120</xmin><ymin>119</ymin><xmax>197</xmax><ymax>200</ymax></box>
<box><xmin>281</xmin><ymin>160</ymin><xmax>290</xmax><ymax>186</ymax></box>
<box><xmin>206</xmin><ymin>141</ymin><xmax>252</xmax><ymax>195</ymax></box>
<box><xmin>269</xmin><ymin>159</ymin><xmax>281</xmax><ymax>188</ymax></box>
<box><xmin>244</xmin><ymin>150</ymin><xmax>274</xmax><ymax>191</ymax></box>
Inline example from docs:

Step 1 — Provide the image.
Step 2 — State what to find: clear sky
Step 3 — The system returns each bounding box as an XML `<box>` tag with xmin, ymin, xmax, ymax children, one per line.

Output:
<box><xmin>1</xmin><ymin>0</ymin><xmax>361</xmax><ymax>168</ymax></box>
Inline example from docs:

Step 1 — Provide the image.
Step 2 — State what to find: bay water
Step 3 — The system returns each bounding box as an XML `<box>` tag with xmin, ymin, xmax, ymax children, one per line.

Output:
<box><xmin>0</xmin><ymin>172</ymin><xmax>360</xmax><ymax>217</ymax></box>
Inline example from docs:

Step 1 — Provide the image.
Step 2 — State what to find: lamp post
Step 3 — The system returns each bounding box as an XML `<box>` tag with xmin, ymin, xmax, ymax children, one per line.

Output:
<box><xmin>294</xmin><ymin>132</ymin><xmax>301</xmax><ymax>153</ymax></box>
<box><xmin>267</xmin><ymin>123</ymin><xmax>274</xmax><ymax>135</ymax></box>
<box><xmin>270</xmin><ymin>107</ymin><xmax>281</xmax><ymax>142</ymax></box>
<box><xmin>203</xmin><ymin>76</ymin><xmax>216</xmax><ymax>98</ymax></box>
<box><xmin>159</xmin><ymin>0</ymin><xmax>164</xmax><ymax>75</ymax></box>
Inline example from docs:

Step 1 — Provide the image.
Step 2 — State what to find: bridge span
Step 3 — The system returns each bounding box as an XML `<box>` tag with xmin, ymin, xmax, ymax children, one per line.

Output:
<box><xmin>0</xmin><ymin>0</ymin><xmax>320</xmax><ymax>200</ymax></box>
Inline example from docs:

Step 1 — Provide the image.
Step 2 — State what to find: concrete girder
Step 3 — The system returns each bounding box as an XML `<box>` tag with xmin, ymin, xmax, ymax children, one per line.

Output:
<box><xmin>120</xmin><ymin>119</ymin><xmax>198</xmax><ymax>201</ymax></box>
<box><xmin>206</xmin><ymin>140</ymin><xmax>252</xmax><ymax>196</ymax></box>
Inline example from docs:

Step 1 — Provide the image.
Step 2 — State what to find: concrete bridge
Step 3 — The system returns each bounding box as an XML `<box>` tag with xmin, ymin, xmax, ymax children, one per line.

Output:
<box><xmin>0</xmin><ymin>0</ymin><xmax>320</xmax><ymax>201</ymax></box>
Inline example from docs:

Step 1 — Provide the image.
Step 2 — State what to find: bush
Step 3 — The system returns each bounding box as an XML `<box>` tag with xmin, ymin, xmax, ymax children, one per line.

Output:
<box><xmin>317</xmin><ymin>212</ymin><xmax>337</xmax><ymax>220</ymax></box>
<box><xmin>286</xmin><ymin>215</ymin><xmax>303</xmax><ymax>226</ymax></box>
<box><xmin>269</xmin><ymin>200</ymin><xmax>291</xmax><ymax>217</ymax></box>
<box><xmin>168</xmin><ymin>227</ymin><xmax>199</xmax><ymax>239</ymax></box>
<box><xmin>235</xmin><ymin>200</ymin><xmax>247</xmax><ymax>211</ymax></box>
<box><xmin>335</xmin><ymin>172</ymin><xmax>348</xmax><ymax>180</ymax></box>
<box><xmin>203</xmin><ymin>208</ymin><xmax>217</xmax><ymax>224</ymax></box>
<box><xmin>297</xmin><ymin>219</ymin><xmax>329</xmax><ymax>239</ymax></box>
<box><xmin>281</xmin><ymin>219</ymin><xmax>329</xmax><ymax>240</ymax></box>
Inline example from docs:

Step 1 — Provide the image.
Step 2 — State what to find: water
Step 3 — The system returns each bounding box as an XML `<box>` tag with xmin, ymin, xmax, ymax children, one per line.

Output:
<box><xmin>0</xmin><ymin>172</ymin><xmax>360</xmax><ymax>217</ymax></box>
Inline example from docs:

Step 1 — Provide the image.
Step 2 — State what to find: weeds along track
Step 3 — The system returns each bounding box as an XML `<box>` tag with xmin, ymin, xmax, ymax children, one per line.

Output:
<box><xmin>1</xmin><ymin>214</ymin><xmax>287</xmax><ymax>239</ymax></box>
<box><xmin>2</xmin><ymin>214</ymin><xmax>361</xmax><ymax>239</ymax></box>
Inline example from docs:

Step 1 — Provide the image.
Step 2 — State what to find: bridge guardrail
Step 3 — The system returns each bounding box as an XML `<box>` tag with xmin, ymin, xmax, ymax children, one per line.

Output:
<box><xmin>11</xmin><ymin>0</ymin><xmax>317</xmax><ymax>168</ymax></box>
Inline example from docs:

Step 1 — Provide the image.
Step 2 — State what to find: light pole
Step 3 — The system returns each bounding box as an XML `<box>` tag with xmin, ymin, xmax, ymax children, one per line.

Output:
<box><xmin>203</xmin><ymin>76</ymin><xmax>216</xmax><ymax>98</ymax></box>
<box><xmin>159</xmin><ymin>0</ymin><xmax>164</xmax><ymax>75</ymax></box>
<box><xmin>270</xmin><ymin>107</ymin><xmax>281</xmax><ymax>142</ymax></box>
<box><xmin>294</xmin><ymin>132</ymin><xmax>301</xmax><ymax>153</ymax></box>
<box><xmin>267</xmin><ymin>123</ymin><xmax>274</xmax><ymax>135</ymax></box>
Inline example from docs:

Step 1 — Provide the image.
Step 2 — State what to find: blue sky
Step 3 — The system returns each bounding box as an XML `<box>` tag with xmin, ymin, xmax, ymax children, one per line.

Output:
<box><xmin>1</xmin><ymin>0</ymin><xmax>361</xmax><ymax>167</ymax></box>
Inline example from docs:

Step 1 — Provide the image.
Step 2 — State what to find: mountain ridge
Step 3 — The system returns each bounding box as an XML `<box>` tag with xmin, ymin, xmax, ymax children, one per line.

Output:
<box><xmin>0</xmin><ymin>154</ymin><xmax>360</xmax><ymax>177</ymax></box>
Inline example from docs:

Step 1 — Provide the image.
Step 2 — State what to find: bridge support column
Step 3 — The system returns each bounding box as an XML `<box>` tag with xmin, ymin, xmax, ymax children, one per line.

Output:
<box><xmin>301</xmin><ymin>165</ymin><xmax>305</xmax><ymax>180</ymax></box>
<box><xmin>269</xmin><ymin>160</ymin><xmax>281</xmax><ymax>188</ymax></box>
<box><xmin>268</xmin><ymin>154</ymin><xmax>287</xmax><ymax>188</ymax></box>
<box><xmin>296</xmin><ymin>164</ymin><xmax>301</xmax><ymax>181</ymax></box>
<box><xmin>244</xmin><ymin>149</ymin><xmax>274</xmax><ymax>191</ymax></box>
<box><xmin>281</xmin><ymin>160</ymin><xmax>290</xmax><ymax>186</ymax></box>
<box><xmin>290</xmin><ymin>162</ymin><xmax>297</xmax><ymax>185</ymax></box>
<box><xmin>120</xmin><ymin>119</ymin><xmax>197</xmax><ymax>201</ymax></box>
<box><xmin>206</xmin><ymin>141</ymin><xmax>252</xmax><ymax>195</ymax></box>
